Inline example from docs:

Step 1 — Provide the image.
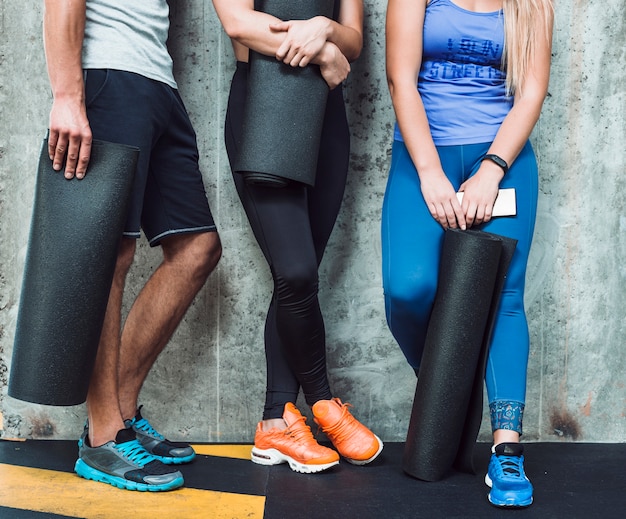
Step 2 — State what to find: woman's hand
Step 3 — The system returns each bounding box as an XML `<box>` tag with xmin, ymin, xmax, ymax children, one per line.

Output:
<box><xmin>420</xmin><ymin>170</ymin><xmax>466</xmax><ymax>230</ymax></box>
<box><xmin>270</xmin><ymin>16</ymin><xmax>331</xmax><ymax>66</ymax></box>
<box><xmin>269</xmin><ymin>16</ymin><xmax>350</xmax><ymax>89</ymax></box>
<box><xmin>458</xmin><ymin>163</ymin><xmax>503</xmax><ymax>227</ymax></box>
<box><xmin>316</xmin><ymin>42</ymin><xmax>350</xmax><ymax>89</ymax></box>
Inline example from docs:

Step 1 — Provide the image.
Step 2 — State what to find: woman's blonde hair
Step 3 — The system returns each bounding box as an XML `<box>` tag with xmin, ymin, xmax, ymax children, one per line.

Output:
<box><xmin>502</xmin><ymin>0</ymin><xmax>554</xmax><ymax>95</ymax></box>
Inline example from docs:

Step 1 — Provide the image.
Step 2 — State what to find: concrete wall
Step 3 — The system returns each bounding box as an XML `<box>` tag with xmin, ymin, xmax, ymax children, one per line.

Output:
<box><xmin>1</xmin><ymin>1</ymin><xmax>624</xmax><ymax>443</ymax></box>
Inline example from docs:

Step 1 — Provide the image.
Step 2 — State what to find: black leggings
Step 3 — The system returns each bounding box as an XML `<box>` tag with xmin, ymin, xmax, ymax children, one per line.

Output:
<box><xmin>225</xmin><ymin>62</ymin><xmax>350</xmax><ymax>419</ymax></box>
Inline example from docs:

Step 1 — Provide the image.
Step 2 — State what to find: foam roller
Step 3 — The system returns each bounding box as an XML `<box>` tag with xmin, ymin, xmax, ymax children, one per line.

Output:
<box><xmin>234</xmin><ymin>0</ymin><xmax>335</xmax><ymax>187</ymax></box>
<box><xmin>453</xmin><ymin>233</ymin><xmax>517</xmax><ymax>474</ymax></box>
<box><xmin>402</xmin><ymin>229</ymin><xmax>517</xmax><ymax>481</ymax></box>
<box><xmin>8</xmin><ymin>138</ymin><xmax>138</xmax><ymax>406</ymax></box>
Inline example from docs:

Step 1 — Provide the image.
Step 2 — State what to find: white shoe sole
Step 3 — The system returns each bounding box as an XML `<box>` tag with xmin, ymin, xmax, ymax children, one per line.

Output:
<box><xmin>343</xmin><ymin>435</ymin><xmax>384</xmax><ymax>466</ymax></box>
<box><xmin>251</xmin><ymin>447</ymin><xmax>339</xmax><ymax>474</ymax></box>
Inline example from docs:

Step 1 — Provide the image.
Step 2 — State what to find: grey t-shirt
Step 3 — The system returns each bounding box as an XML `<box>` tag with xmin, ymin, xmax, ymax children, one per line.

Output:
<box><xmin>82</xmin><ymin>0</ymin><xmax>177</xmax><ymax>88</ymax></box>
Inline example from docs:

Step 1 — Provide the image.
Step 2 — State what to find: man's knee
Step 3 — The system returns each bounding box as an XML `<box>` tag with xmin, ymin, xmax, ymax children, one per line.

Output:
<box><xmin>195</xmin><ymin>232</ymin><xmax>222</xmax><ymax>276</ymax></box>
<box><xmin>163</xmin><ymin>231</ymin><xmax>221</xmax><ymax>279</ymax></box>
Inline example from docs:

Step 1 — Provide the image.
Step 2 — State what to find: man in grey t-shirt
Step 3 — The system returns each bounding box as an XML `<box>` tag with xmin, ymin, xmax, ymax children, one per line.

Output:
<box><xmin>44</xmin><ymin>0</ymin><xmax>221</xmax><ymax>491</ymax></box>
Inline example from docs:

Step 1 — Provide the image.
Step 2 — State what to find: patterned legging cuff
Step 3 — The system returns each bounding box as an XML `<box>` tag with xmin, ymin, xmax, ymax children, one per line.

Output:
<box><xmin>489</xmin><ymin>401</ymin><xmax>524</xmax><ymax>435</ymax></box>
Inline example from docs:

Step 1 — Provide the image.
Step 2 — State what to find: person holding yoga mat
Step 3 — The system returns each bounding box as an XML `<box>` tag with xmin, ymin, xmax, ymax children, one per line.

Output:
<box><xmin>383</xmin><ymin>0</ymin><xmax>553</xmax><ymax>508</ymax></box>
<box><xmin>42</xmin><ymin>0</ymin><xmax>221</xmax><ymax>491</ymax></box>
<box><xmin>212</xmin><ymin>0</ymin><xmax>383</xmax><ymax>473</ymax></box>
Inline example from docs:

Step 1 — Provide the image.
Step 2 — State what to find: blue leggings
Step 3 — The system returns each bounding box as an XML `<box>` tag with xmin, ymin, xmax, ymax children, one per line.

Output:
<box><xmin>381</xmin><ymin>140</ymin><xmax>538</xmax><ymax>434</ymax></box>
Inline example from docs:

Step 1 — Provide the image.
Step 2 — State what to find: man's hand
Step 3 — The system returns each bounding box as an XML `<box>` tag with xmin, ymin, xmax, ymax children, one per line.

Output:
<box><xmin>48</xmin><ymin>96</ymin><xmax>92</xmax><ymax>179</ymax></box>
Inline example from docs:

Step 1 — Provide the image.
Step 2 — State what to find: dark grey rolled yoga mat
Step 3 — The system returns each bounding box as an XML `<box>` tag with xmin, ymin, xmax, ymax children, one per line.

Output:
<box><xmin>402</xmin><ymin>228</ymin><xmax>516</xmax><ymax>482</ymax></box>
<box><xmin>8</xmin><ymin>138</ymin><xmax>139</xmax><ymax>406</ymax></box>
<box><xmin>453</xmin><ymin>233</ymin><xmax>517</xmax><ymax>474</ymax></box>
<box><xmin>234</xmin><ymin>0</ymin><xmax>335</xmax><ymax>187</ymax></box>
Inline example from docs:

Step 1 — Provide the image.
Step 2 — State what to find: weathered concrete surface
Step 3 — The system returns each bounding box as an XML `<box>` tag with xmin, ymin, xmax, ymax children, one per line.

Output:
<box><xmin>0</xmin><ymin>1</ymin><xmax>624</xmax><ymax>443</ymax></box>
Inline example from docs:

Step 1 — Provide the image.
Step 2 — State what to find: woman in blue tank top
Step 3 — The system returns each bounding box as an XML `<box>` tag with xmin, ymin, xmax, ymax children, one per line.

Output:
<box><xmin>384</xmin><ymin>0</ymin><xmax>553</xmax><ymax>508</ymax></box>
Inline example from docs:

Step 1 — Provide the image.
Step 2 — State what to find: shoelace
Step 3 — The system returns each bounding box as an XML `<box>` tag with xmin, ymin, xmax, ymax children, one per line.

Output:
<box><xmin>319</xmin><ymin>402</ymin><xmax>361</xmax><ymax>444</ymax></box>
<box><xmin>497</xmin><ymin>455</ymin><xmax>523</xmax><ymax>479</ymax></box>
<box><xmin>284</xmin><ymin>416</ymin><xmax>317</xmax><ymax>445</ymax></box>
<box><xmin>133</xmin><ymin>417</ymin><xmax>165</xmax><ymax>440</ymax></box>
<box><xmin>115</xmin><ymin>439</ymin><xmax>157</xmax><ymax>467</ymax></box>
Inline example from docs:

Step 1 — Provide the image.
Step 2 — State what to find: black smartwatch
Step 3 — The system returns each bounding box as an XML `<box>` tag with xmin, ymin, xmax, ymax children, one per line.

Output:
<box><xmin>482</xmin><ymin>153</ymin><xmax>509</xmax><ymax>175</ymax></box>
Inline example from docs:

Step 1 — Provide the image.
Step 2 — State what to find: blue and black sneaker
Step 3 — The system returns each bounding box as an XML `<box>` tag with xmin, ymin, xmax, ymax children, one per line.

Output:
<box><xmin>75</xmin><ymin>427</ymin><xmax>184</xmax><ymax>491</ymax></box>
<box><xmin>485</xmin><ymin>442</ymin><xmax>533</xmax><ymax>507</ymax></box>
<box><xmin>125</xmin><ymin>406</ymin><xmax>196</xmax><ymax>465</ymax></box>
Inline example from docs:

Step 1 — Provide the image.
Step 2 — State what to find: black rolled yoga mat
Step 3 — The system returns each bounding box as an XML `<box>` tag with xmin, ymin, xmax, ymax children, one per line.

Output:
<box><xmin>8</xmin><ymin>138</ymin><xmax>139</xmax><ymax>406</ymax></box>
<box><xmin>402</xmin><ymin>228</ymin><xmax>515</xmax><ymax>482</ymax></box>
<box><xmin>453</xmin><ymin>233</ymin><xmax>517</xmax><ymax>474</ymax></box>
<box><xmin>234</xmin><ymin>0</ymin><xmax>335</xmax><ymax>187</ymax></box>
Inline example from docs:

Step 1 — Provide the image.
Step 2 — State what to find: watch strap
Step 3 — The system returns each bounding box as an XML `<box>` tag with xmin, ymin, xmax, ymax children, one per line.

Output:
<box><xmin>482</xmin><ymin>153</ymin><xmax>509</xmax><ymax>175</ymax></box>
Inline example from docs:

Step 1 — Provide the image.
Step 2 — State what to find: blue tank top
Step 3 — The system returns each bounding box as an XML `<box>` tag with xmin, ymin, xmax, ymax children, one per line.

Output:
<box><xmin>394</xmin><ymin>0</ymin><xmax>513</xmax><ymax>145</ymax></box>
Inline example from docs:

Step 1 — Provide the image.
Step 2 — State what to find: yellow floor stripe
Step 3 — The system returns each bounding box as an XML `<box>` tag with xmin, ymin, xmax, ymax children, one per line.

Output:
<box><xmin>0</xmin><ymin>463</ymin><xmax>265</xmax><ymax>519</ymax></box>
<box><xmin>191</xmin><ymin>444</ymin><xmax>253</xmax><ymax>460</ymax></box>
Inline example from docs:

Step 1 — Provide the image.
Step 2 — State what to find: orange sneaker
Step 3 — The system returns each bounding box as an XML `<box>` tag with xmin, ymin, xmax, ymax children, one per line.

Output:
<box><xmin>312</xmin><ymin>398</ymin><xmax>383</xmax><ymax>465</ymax></box>
<box><xmin>251</xmin><ymin>403</ymin><xmax>340</xmax><ymax>474</ymax></box>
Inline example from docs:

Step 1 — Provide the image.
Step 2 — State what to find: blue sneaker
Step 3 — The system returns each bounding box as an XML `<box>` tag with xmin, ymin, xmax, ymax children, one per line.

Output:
<box><xmin>75</xmin><ymin>427</ymin><xmax>184</xmax><ymax>491</ymax></box>
<box><xmin>485</xmin><ymin>443</ymin><xmax>533</xmax><ymax>507</ymax></box>
<box><xmin>125</xmin><ymin>406</ymin><xmax>196</xmax><ymax>465</ymax></box>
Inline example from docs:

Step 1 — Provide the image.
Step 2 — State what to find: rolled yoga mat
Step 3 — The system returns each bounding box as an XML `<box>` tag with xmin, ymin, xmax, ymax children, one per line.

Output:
<box><xmin>453</xmin><ymin>233</ymin><xmax>517</xmax><ymax>474</ymax></box>
<box><xmin>8</xmin><ymin>138</ymin><xmax>139</xmax><ymax>406</ymax></box>
<box><xmin>402</xmin><ymin>228</ymin><xmax>517</xmax><ymax>482</ymax></box>
<box><xmin>234</xmin><ymin>0</ymin><xmax>335</xmax><ymax>187</ymax></box>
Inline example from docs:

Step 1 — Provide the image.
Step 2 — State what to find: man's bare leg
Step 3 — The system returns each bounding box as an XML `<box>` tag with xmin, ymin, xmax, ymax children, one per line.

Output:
<box><xmin>85</xmin><ymin>232</ymin><xmax>220</xmax><ymax>446</ymax></box>
<box><xmin>117</xmin><ymin>231</ymin><xmax>221</xmax><ymax>420</ymax></box>
<box><xmin>86</xmin><ymin>237</ymin><xmax>136</xmax><ymax>446</ymax></box>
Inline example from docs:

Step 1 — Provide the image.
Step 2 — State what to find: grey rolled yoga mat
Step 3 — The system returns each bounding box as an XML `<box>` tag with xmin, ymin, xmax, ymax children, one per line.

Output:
<box><xmin>234</xmin><ymin>0</ymin><xmax>335</xmax><ymax>187</ymax></box>
<box><xmin>8</xmin><ymin>137</ymin><xmax>139</xmax><ymax>406</ymax></box>
<box><xmin>402</xmin><ymin>228</ymin><xmax>517</xmax><ymax>482</ymax></box>
<box><xmin>453</xmin><ymin>234</ymin><xmax>517</xmax><ymax>475</ymax></box>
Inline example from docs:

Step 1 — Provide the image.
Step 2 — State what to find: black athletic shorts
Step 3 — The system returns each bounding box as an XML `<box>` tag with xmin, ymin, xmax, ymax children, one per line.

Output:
<box><xmin>84</xmin><ymin>69</ymin><xmax>216</xmax><ymax>246</ymax></box>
